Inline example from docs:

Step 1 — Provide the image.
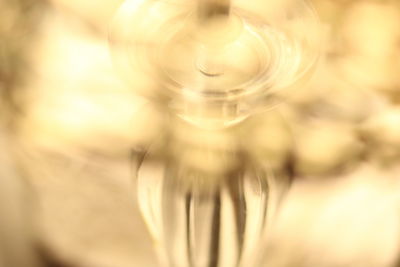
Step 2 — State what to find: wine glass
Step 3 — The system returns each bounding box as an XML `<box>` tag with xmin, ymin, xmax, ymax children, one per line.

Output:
<box><xmin>110</xmin><ymin>0</ymin><xmax>321</xmax><ymax>266</ymax></box>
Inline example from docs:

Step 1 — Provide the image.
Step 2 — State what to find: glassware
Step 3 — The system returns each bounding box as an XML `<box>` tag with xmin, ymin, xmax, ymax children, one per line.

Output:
<box><xmin>110</xmin><ymin>0</ymin><xmax>320</xmax><ymax>266</ymax></box>
<box><xmin>132</xmin><ymin>116</ymin><xmax>295</xmax><ymax>267</ymax></box>
<box><xmin>110</xmin><ymin>0</ymin><xmax>320</xmax><ymax>127</ymax></box>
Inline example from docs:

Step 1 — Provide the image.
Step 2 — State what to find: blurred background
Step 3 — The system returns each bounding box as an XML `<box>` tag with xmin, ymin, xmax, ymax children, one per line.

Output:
<box><xmin>1</xmin><ymin>0</ymin><xmax>400</xmax><ymax>266</ymax></box>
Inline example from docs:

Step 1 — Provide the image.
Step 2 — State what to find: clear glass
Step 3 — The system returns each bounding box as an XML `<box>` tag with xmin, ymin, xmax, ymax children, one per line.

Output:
<box><xmin>110</xmin><ymin>0</ymin><xmax>320</xmax><ymax>266</ymax></box>
<box><xmin>135</xmin><ymin>152</ymin><xmax>272</xmax><ymax>267</ymax></box>
<box><xmin>131</xmin><ymin>117</ymin><xmax>292</xmax><ymax>267</ymax></box>
<box><xmin>109</xmin><ymin>0</ymin><xmax>321</xmax><ymax>128</ymax></box>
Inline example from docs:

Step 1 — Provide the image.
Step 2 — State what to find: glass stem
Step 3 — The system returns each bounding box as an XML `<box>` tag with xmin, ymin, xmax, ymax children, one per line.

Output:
<box><xmin>197</xmin><ymin>0</ymin><xmax>231</xmax><ymax>23</ymax></box>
